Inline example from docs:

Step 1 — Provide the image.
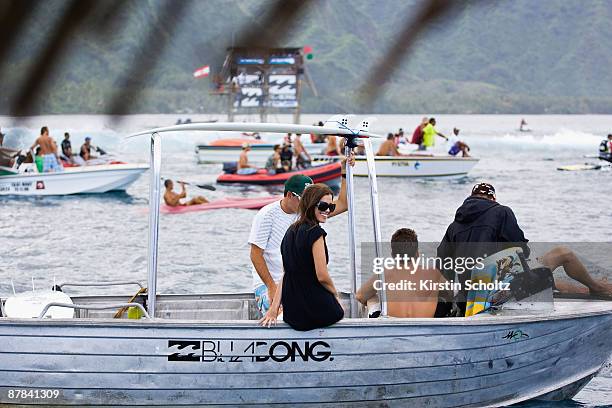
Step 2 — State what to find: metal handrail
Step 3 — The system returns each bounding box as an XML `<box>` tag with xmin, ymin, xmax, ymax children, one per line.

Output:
<box><xmin>37</xmin><ymin>302</ymin><xmax>150</xmax><ymax>319</ymax></box>
<box><xmin>59</xmin><ymin>281</ymin><xmax>144</xmax><ymax>289</ymax></box>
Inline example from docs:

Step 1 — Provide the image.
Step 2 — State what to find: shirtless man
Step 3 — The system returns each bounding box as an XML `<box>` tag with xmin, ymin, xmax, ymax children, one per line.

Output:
<box><xmin>325</xmin><ymin>135</ymin><xmax>343</xmax><ymax>156</ymax></box>
<box><xmin>163</xmin><ymin>180</ymin><xmax>208</xmax><ymax>207</ymax></box>
<box><xmin>80</xmin><ymin>137</ymin><xmax>97</xmax><ymax>161</ymax></box>
<box><xmin>30</xmin><ymin>126</ymin><xmax>63</xmax><ymax>172</ymax></box>
<box><xmin>237</xmin><ymin>143</ymin><xmax>257</xmax><ymax>175</ymax></box>
<box><xmin>357</xmin><ymin>228</ymin><xmax>446</xmax><ymax>318</ymax></box>
<box><xmin>376</xmin><ymin>133</ymin><xmax>403</xmax><ymax>156</ymax></box>
<box><xmin>293</xmin><ymin>134</ymin><xmax>311</xmax><ymax>169</ymax></box>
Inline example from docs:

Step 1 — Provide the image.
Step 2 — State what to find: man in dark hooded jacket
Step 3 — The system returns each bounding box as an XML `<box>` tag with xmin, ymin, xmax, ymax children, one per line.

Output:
<box><xmin>436</xmin><ymin>183</ymin><xmax>529</xmax><ymax>316</ymax></box>
<box><xmin>436</xmin><ymin>183</ymin><xmax>611</xmax><ymax>316</ymax></box>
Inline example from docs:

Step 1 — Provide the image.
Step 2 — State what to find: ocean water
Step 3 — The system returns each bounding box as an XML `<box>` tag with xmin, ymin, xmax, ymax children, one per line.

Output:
<box><xmin>0</xmin><ymin>114</ymin><xmax>610</xmax><ymax>407</ymax></box>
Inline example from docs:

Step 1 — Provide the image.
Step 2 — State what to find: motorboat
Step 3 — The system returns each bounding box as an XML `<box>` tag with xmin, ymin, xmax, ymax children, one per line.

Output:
<box><xmin>195</xmin><ymin>137</ymin><xmax>326</xmax><ymax>164</ymax></box>
<box><xmin>0</xmin><ymin>147</ymin><xmax>148</xmax><ymax>195</ymax></box>
<box><xmin>217</xmin><ymin>161</ymin><xmax>341</xmax><ymax>186</ymax></box>
<box><xmin>353</xmin><ymin>154</ymin><xmax>479</xmax><ymax>177</ymax></box>
<box><xmin>0</xmin><ymin>120</ymin><xmax>610</xmax><ymax>406</ymax></box>
<box><xmin>314</xmin><ymin>154</ymin><xmax>479</xmax><ymax>178</ymax></box>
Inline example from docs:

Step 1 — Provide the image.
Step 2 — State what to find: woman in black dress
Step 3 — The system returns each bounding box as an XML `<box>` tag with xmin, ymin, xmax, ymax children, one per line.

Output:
<box><xmin>261</xmin><ymin>183</ymin><xmax>344</xmax><ymax>331</ymax></box>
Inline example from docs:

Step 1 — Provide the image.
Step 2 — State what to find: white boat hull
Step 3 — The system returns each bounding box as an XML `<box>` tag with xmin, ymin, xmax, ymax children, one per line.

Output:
<box><xmin>353</xmin><ymin>155</ymin><xmax>479</xmax><ymax>177</ymax></box>
<box><xmin>0</xmin><ymin>294</ymin><xmax>610</xmax><ymax>406</ymax></box>
<box><xmin>0</xmin><ymin>164</ymin><xmax>149</xmax><ymax>196</ymax></box>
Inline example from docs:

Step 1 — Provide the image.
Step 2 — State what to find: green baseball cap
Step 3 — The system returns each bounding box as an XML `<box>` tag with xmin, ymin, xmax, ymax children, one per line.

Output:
<box><xmin>284</xmin><ymin>174</ymin><xmax>313</xmax><ymax>195</ymax></box>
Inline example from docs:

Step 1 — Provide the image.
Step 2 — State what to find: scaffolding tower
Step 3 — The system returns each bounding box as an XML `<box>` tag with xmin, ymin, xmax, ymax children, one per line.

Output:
<box><xmin>210</xmin><ymin>47</ymin><xmax>315</xmax><ymax>124</ymax></box>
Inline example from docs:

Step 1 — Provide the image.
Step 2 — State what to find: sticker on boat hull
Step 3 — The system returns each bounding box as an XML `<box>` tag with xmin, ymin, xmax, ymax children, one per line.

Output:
<box><xmin>167</xmin><ymin>340</ymin><xmax>333</xmax><ymax>363</ymax></box>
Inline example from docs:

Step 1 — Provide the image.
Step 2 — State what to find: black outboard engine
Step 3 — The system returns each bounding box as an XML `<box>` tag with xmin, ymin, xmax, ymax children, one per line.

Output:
<box><xmin>222</xmin><ymin>161</ymin><xmax>238</xmax><ymax>174</ymax></box>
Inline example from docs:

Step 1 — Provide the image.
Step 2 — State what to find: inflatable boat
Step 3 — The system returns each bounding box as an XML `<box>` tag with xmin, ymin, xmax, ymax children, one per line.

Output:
<box><xmin>217</xmin><ymin>161</ymin><xmax>341</xmax><ymax>185</ymax></box>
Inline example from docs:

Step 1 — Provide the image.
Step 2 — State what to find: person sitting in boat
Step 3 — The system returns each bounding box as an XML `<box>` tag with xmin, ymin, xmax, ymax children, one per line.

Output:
<box><xmin>393</xmin><ymin>128</ymin><xmax>405</xmax><ymax>146</ymax></box>
<box><xmin>324</xmin><ymin>135</ymin><xmax>342</xmax><ymax>156</ymax></box>
<box><xmin>411</xmin><ymin>117</ymin><xmax>428</xmax><ymax>146</ymax></box>
<box><xmin>79</xmin><ymin>137</ymin><xmax>97</xmax><ymax>163</ymax></box>
<box><xmin>60</xmin><ymin>132</ymin><xmax>75</xmax><ymax>164</ymax></box>
<box><xmin>261</xmin><ymin>184</ymin><xmax>344</xmax><ymax>331</ymax></box>
<box><xmin>293</xmin><ymin>134</ymin><xmax>312</xmax><ymax>169</ymax></box>
<box><xmin>251</xmin><ymin>157</ymin><xmax>354</xmax><ymax>320</ymax></box>
<box><xmin>421</xmin><ymin>118</ymin><xmax>448</xmax><ymax>151</ymax></box>
<box><xmin>280</xmin><ymin>143</ymin><xmax>293</xmax><ymax>172</ymax></box>
<box><xmin>599</xmin><ymin>134</ymin><xmax>612</xmax><ymax>162</ymax></box>
<box><xmin>265</xmin><ymin>145</ymin><xmax>284</xmax><ymax>175</ymax></box>
<box><xmin>436</xmin><ymin>182</ymin><xmax>612</xmax><ymax>317</ymax></box>
<box><xmin>447</xmin><ymin>128</ymin><xmax>471</xmax><ymax>157</ymax></box>
<box><xmin>237</xmin><ymin>143</ymin><xmax>257</xmax><ymax>175</ymax></box>
<box><xmin>29</xmin><ymin>126</ymin><xmax>63</xmax><ymax>173</ymax></box>
<box><xmin>376</xmin><ymin>133</ymin><xmax>404</xmax><ymax>156</ymax></box>
<box><xmin>163</xmin><ymin>179</ymin><xmax>208</xmax><ymax>207</ymax></box>
<box><xmin>310</xmin><ymin>121</ymin><xmax>327</xmax><ymax>143</ymax></box>
<box><xmin>356</xmin><ymin>228</ymin><xmax>447</xmax><ymax>318</ymax></box>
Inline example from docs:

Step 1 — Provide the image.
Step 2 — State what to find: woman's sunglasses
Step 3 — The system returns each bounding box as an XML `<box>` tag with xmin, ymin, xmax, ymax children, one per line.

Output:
<box><xmin>316</xmin><ymin>201</ymin><xmax>336</xmax><ymax>213</ymax></box>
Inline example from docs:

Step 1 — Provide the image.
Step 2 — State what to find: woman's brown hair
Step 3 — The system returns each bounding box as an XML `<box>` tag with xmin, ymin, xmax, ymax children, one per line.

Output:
<box><xmin>293</xmin><ymin>183</ymin><xmax>333</xmax><ymax>229</ymax></box>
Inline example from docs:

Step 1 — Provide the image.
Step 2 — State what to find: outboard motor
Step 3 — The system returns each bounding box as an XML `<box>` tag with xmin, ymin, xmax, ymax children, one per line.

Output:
<box><xmin>15</xmin><ymin>150</ymin><xmax>29</xmax><ymax>169</ymax></box>
<box><xmin>222</xmin><ymin>161</ymin><xmax>238</xmax><ymax>174</ymax></box>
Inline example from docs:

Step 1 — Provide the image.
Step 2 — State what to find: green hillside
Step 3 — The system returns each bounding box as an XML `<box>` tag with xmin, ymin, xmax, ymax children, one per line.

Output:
<box><xmin>2</xmin><ymin>0</ymin><xmax>612</xmax><ymax>114</ymax></box>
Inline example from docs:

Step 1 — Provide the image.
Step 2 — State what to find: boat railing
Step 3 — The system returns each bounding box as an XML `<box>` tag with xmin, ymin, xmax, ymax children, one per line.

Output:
<box><xmin>58</xmin><ymin>281</ymin><xmax>145</xmax><ymax>290</ymax></box>
<box><xmin>37</xmin><ymin>302</ymin><xmax>150</xmax><ymax>319</ymax></box>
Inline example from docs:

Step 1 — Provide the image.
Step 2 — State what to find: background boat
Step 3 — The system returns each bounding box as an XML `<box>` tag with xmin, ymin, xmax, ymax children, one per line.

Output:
<box><xmin>196</xmin><ymin>137</ymin><xmax>326</xmax><ymax>164</ymax></box>
<box><xmin>0</xmin><ymin>163</ymin><xmax>149</xmax><ymax>196</ymax></box>
<box><xmin>217</xmin><ymin>161</ymin><xmax>341</xmax><ymax>186</ymax></box>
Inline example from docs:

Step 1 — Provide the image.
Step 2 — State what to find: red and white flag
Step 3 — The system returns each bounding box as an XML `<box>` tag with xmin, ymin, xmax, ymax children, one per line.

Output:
<box><xmin>193</xmin><ymin>65</ymin><xmax>210</xmax><ymax>78</ymax></box>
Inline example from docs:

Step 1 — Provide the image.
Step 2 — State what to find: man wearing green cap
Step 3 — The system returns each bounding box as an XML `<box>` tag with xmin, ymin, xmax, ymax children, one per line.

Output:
<box><xmin>249</xmin><ymin>158</ymin><xmax>353</xmax><ymax>316</ymax></box>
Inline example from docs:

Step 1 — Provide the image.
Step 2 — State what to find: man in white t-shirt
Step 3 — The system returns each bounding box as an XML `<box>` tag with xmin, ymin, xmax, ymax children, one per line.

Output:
<box><xmin>248</xmin><ymin>160</ymin><xmax>351</xmax><ymax>316</ymax></box>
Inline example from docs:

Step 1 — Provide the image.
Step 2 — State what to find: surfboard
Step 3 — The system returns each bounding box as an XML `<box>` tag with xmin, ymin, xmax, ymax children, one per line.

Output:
<box><xmin>557</xmin><ymin>164</ymin><xmax>602</xmax><ymax>171</ymax></box>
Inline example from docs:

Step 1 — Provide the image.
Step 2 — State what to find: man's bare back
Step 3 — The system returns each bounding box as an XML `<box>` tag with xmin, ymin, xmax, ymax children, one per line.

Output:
<box><xmin>358</xmin><ymin>265</ymin><xmax>446</xmax><ymax>318</ymax></box>
<box><xmin>386</xmin><ymin>266</ymin><xmax>445</xmax><ymax>318</ymax></box>
<box><xmin>32</xmin><ymin>135</ymin><xmax>57</xmax><ymax>156</ymax></box>
<box><xmin>376</xmin><ymin>140</ymin><xmax>400</xmax><ymax>157</ymax></box>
